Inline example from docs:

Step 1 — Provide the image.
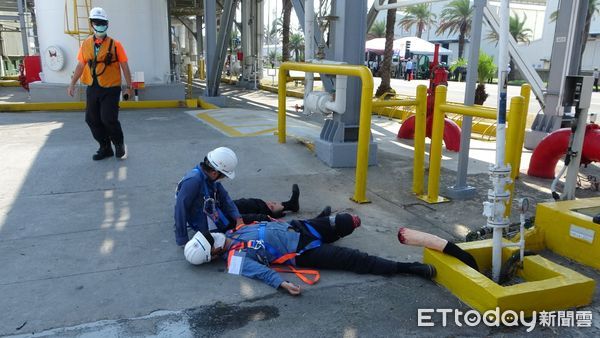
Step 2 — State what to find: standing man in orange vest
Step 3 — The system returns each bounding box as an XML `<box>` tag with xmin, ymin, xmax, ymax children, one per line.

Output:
<box><xmin>67</xmin><ymin>7</ymin><xmax>132</xmax><ymax>160</ymax></box>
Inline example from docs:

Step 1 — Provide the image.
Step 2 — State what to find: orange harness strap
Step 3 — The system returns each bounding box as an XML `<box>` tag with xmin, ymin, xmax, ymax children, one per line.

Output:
<box><xmin>272</xmin><ymin>265</ymin><xmax>320</xmax><ymax>285</ymax></box>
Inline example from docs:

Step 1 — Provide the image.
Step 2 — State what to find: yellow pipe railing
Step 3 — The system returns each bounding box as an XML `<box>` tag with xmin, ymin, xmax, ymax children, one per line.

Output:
<box><xmin>372</xmin><ymin>99</ymin><xmax>418</xmax><ymax>108</ymax></box>
<box><xmin>440</xmin><ymin>103</ymin><xmax>497</xmax><ymax>120</ymax></box>
<box><xmin>418</xmin><ymin>85</ymin><xmax>529</xmax><ymax>205</ymax></box>
<box><xmin>278</xmin><ymin>62</ymin><xmax>374</xmax><ymax>203</ymax></box>
<box><xmin>412</xmin><ymin>85</ymin><xmax>428</xmax><ymax>195</ymax></box>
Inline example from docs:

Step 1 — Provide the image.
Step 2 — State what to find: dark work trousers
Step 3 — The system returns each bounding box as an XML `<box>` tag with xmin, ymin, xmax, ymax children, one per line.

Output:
<box><xmin>224</xmin><ymin>198</ymin><xmax>273</xmax><ymax>225</ymax></box>
<box><xmin>85</xmin><ymin>85</ymin><xmax>124</xmax><ymax>146</ymax></box>
<box><xmin>294</xmin><ymin>220</ymin><xmax>399</xmax><ymax>275</ymax></box>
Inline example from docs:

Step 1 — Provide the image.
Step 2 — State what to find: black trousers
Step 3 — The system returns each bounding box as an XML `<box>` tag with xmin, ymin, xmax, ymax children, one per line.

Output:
<box><xmin>85</xmin><ymin>85</ymin><xmax>124</xmax><ymax>146</ymax></box>
<box><xmin>294</xmin><ymin>220</ymin><xmax>399</xmax><ymax>275</ymax></box>
<box><xmin>225</xmin><ymin>198</ymin><xmax>272</xmax><ymax>225</ymax></box>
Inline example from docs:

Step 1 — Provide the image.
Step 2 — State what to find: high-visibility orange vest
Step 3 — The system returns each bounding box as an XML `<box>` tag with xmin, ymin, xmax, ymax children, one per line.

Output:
<box><xmin>80</xmin><ymin>36</ymin><xmax>121</xmax><ymax>88</ymax></box>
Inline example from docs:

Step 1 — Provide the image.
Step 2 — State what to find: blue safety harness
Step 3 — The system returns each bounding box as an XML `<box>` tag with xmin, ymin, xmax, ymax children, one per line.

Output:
<box><xmin>225</xmin><ymin>221</ymin><xmax>322</xmax><ymax>284</ymax></box>
<box><xmin>176</xmin><ymin>166</ymin><xmax>230</xmax><ymax>229</ymax></box>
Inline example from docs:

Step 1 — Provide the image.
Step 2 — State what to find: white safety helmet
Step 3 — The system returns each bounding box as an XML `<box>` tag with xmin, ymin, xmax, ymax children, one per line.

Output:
<box><xmin>184</xmin><ymin>232</ymin><xmax>212</xmax><ymax>265</ymax></box>
<box><xmin>89</xmin><ymin>7</ymin><xmax>108</xmax><ymax>21</ymax></box>
<box><xmin>206</xmin><ymin>147</ymin><xmax>238</xmax><ymax>179</ymax></box>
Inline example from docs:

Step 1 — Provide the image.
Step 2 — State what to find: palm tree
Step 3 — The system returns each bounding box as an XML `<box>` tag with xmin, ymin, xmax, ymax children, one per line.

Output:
<box><xmin>436</xmin><ymin>0</ymin><xmax>472</xmax><ymax>59</ymax></box>
<box><xmin>265</xmin><ymin>18</ymin><xmax>281</xmax><ymax>45</ymax></box>
<box><xmin>486</xmin><ymin>12</ymin><xmax>532</xmax><ymax>44</ymax></box>
<box><xmin>398</xmin><ymin>4</ymin><xmax>436</xmax><ymax>38</ymax></box>
<box><xmin>289</xmin><ymin>32</ymin><xmax>305</xmax><ymax>62</ymax></box>
<box><xmin>375</xmin><ymin>0</ymin><xmax>397</xmax><ymax>97</ymax></box>
<box><xmin>368</xmin><ymin>20</ymin><xmax>386</xmax><ymax>39</ymax></box>
<box><xmin>474</xmin><ymin>51</ymin><xmax>498</xmax><ymax>105</ymax></box>
<box><xmin>282</xmin><ymin>0</ymin><xmax>292</xmax><ymax>62</ymax></box>
<box><xmin>550</xmin><ymin>0</ymin><xmax>599</xmax><ymax>61</ymax></box>
<box><xmin>486</xmin><ymin>13</ymin><xmax>532</xmax><ymax>80</ymax></box>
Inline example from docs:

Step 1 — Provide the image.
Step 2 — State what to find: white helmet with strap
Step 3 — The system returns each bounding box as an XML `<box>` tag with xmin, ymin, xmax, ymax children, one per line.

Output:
<box><xmin>89</xmin><ymin>7</ymin><xmax>108</xmax><ymax>21</ymax></box>
<box><xmin>184</xmin><ymin>232</ymin><xmax>212</xmax><ymax>265</ymax></box>
<box><xmin>207</xmin><ymin>147</ymin><xmax>238</xmax><ymax>179</ymax></box>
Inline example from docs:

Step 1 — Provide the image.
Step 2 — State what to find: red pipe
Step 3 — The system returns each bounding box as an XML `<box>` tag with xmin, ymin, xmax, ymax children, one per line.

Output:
<box><xmin>397</xmin><ymin>115</ymin><xmax>461</xmax><ymax>152</ymax></box>
<box><xmin>527</xmin><ymin>124</ymin><xmax>600</xmax><ymax>179</ymax></box>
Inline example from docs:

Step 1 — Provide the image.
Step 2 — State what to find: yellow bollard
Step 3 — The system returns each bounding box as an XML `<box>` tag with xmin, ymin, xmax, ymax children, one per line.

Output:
<box><xmin>412</xmin><ymin>85</ymin><xmax>428</xmax><ymax>195</ymax></box>
<box><xmin>421</xmin><ymin>85</ymin><xmax>449</xmax><ymax>204</ymax></box>
<box><xmin>278</xmin><ymin>67</ymin><xmax>287</xmax><ymax>144</ymax></box>
<box><xmin>187</xmin><ymin>64</ymin><xmax>193</xmax><ymax>99</ymax></box>
<box><xmin>198</xmin><ymin>59</ymin><xmax>206</xmax><ymax>80</ymax></box>
<box><xmin>504</xmin><ymin>96</ymin><xmax>525</xmax><ymax>216</ymax></box>
<box><xmin>513</xmin><ymin>84</ymin><xmax>531</xmax><ymax>179</ymax></box>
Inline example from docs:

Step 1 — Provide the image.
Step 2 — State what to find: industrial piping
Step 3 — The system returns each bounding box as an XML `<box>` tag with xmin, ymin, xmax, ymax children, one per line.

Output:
<box><xmin>527</xmin><ymin>124</ymin><xmax>600</xmax><ymax>179</ymax></box>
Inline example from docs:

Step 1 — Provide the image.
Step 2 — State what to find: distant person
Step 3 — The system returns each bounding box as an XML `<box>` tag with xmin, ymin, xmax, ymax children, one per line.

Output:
<box><xmin>67</xmin><ymin>7</ymin><xmax>132</xmax><ymax>161</ymax></box>
<box><xmin>401</xmin><ymin>59</ymin><xmax>406</xmax><ymax>78</ymax></box>
<box><xmin>594</xmin><ymin>68</ymin><xmax>599</xmax><ymax>92</ymax></box>
<box><xmin>405</xmin><ymin>59</ymin><xmax>414</xmax><ymax>81</ymax></box>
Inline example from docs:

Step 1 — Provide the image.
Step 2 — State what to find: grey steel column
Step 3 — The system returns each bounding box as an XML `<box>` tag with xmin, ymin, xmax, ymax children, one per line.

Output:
<box><xmin>208</xmin><ymin>0</ymin><xmax>236</xmax><ymax>96</ymax></box>
<box><xmin>17</xmin><ymin>0</ymin><xmax>28</xmax><ymax>56</ymax></box>
<box><xmin>196</xmin><ymin>13</ymin><xmax>204</xmax><ymax>58</ymax></box>
<box><xmin>314</xmin><ymin>0</ymin><xmax>377</xmax><ymax>167</ymax></box>
<box><xmin>204</xmin><ymin>0</ymin><xmax>217</xmax><ymax>96</ymax></box>
<box><xmin>569</xmin><ymin>0</ymin><xmax>588</xmax><ymax>76</ymax></box>
<box><xmin>543</xmin><ymin>0</ymin><xmax>580</xmax><ymax>127</ymax></box>
<box><xmin>446</xmin><ymin>0</ymin><xmax>486</xmax><ymax>199</ymax></box>
<box><xmin>167</xmin><ymin>0</ymin><xmax>174</xmax><ymax>77</ymax></box>
<box><xmin>333</xmin><ymin>0</ymin><xmax>365</xmax><ymax>128</ymax></box>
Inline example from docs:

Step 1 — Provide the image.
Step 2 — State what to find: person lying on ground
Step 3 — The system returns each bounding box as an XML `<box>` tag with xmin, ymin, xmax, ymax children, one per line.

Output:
<box><xmin>183</xmin><ymin>214</ymin><xmax>437</xmax><ymax>295</ymax></box>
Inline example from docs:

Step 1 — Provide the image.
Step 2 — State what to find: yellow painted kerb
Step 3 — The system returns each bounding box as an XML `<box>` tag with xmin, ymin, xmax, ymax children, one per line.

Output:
<box><xmin>536</xmin><ymin>197</ymin><xmax>600</xmax><ymax>270</ymax></box>
<box><xmin>424</xmin><ymin>239</ymin><xmax>595</xmax><ymax>316</ymax></box>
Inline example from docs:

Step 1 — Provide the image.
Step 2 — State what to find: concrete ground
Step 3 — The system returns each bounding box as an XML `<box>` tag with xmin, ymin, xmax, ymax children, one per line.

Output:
<box><xmin>1</xmin><ymin>81</ymin><xmax>600</xmax><ymax>337</ymax></box>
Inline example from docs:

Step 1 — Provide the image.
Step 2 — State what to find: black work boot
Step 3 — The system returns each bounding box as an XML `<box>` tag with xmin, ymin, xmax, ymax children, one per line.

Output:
<box><xmin>316</xmin><ymin>206</ymin><xmax>332</xmax><ymax>218</ymax></box>
<box><xmin>92</xmin><ymin>144</ymin><xmax>114</xmax><ymax>161</ymax></box>
<box><xmin>407</xmin><ymin>263</ymin><xmax>436</xmax><ymax>280</ymax></box>
<box><xmin>114</xmin><ymin>143</ymin><xmax>127</xmax><ymax>160</ymax></box>
<box><xmin>282</xmin><ymin>184</ymin><xmax>300</xmax><ymax>212</ymax></box>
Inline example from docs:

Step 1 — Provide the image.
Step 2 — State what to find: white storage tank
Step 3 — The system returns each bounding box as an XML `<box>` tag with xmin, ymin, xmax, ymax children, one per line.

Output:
<box><xmin>32</xmin><ymin>0</ymin><xmax>182</xmax><ymax>101</ymax></box>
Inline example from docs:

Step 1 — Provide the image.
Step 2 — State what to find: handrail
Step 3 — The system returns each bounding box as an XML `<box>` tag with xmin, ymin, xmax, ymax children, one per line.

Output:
<box><xmin>372</xmin><ymin>99</ymin><xmax>418</xmax><ymax>108</ymax></box>
<box><xmin>277</xmin><ymin>62</ymin><xmax>426</xmax><ymax>203</ymax></box>
<box><xmin>277</xmin><ymin>62</ymin><xmax>374</xmax><ymax>203</ymax></box>
<box><xmin>417</xmin><ymin>85</ymin><xmax>529</xmax><ymax>207</ymax></box>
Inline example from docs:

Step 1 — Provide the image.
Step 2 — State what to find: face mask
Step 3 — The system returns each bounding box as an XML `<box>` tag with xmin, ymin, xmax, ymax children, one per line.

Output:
<box><xmin>93</xmin><ymin>24</ymin><xmax>108</xmax><ymax>36</ymax></box>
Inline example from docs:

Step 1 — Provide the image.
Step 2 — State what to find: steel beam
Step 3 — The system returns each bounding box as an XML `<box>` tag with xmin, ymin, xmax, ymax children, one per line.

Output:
<box><xmin>204</xmin><ymin>0</ymin><xmax>217</xmax><ymax>95</ymax></box>
<box><xmin>446</xmin><ymin>0</ymin><xmax>486</xmax><ymax>200</ymax></box>
<box><xmin>16</xmin><ymin>0</ymin><xmax>27</xmax><ymax>56</ymax></box>
<box><xmin>206</xmin><ymin>0</ymin><xmax>235</xmax><ymax>96</ymax></box>
<box><xmin>483</xmin><ymin>5</ymin><xmax>545</xmax><ymax>108</ymax></box>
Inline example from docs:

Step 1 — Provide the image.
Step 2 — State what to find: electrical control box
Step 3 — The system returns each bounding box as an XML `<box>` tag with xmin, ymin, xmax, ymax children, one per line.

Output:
<box><xmin>562</xmin><ymin>75</ymin><xmax>593</xmax><ymax>109</ymax></box>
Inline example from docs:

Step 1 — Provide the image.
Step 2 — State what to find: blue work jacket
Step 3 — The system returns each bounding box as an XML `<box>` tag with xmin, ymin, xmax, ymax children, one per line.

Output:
<box><xmin>223</xmin><ymin>221</ymin><xmax>301</xmax><ymax>289</ymax></box>
<box><xmin>174</xmin><ymin>166</ymin><xmax>241</xmax><ymax>246</ymax></box>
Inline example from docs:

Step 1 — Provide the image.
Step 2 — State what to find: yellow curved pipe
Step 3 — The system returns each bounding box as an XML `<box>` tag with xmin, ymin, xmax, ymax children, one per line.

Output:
<box><xmin>277</xmin><ymin>62</ymin><xmax>374</xmax><ymax>203</ymax></box>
